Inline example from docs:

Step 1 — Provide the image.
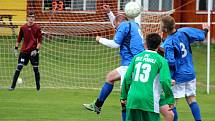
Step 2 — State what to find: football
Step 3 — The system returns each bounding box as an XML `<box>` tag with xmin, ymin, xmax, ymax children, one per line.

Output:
<box><xmin>125</xmin><ymin>1</ymin><xmax>141</xmax><ymax>19</ymax></box>
<box><xmin>17</xmin><ymin>77</ymin><xmax>23</xmax><ymax>84</ymax></box>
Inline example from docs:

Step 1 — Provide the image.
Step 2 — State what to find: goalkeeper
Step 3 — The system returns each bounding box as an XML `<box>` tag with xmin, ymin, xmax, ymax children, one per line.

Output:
<box><xmin>121</xmin><ymin>33</ymin><xmax>175</xmax><ymax>121</ymax></box>
<box><xmin>83</xmin><ymin>2</ymin><xmax>144</xmax><ymax>121</ymax></box>
<box><xmin>9</xmin><ymin>12</ymin><xmax>42</xmax><ymax>91</ymax></box>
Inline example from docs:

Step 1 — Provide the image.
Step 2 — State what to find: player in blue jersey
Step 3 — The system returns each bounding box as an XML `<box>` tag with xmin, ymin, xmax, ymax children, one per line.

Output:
<box><xmin>83</xmin><ymin>2</ymin><xmax>144</xmax><ymax>121</ymax></box>
<box><xmin>102</xmin><ymin>4</ymin><xmax>174</xmax><ymax>121</ymax></box>
<box><xmin>161</xmin><ymin>16</ymin><xmax>209</xmax><ymax>121</ymax></box>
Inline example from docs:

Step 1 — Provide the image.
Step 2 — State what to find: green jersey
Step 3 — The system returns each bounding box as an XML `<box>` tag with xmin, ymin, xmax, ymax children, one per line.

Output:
<box><xmin>121</xmin><ymin>50</ymin><xmax>175</xmax><ymax>113</ymax></box>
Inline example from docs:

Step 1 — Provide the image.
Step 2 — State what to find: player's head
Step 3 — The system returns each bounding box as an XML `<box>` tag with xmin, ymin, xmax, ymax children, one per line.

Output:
<box><xmin>27</xmin><ymin>11</ymin><xmax>35</xmax><ymax>25</ymax></box>
<box><xmin>145</xmin><ymin>33</ymin><xmax>161</xmax><ymax>51</ymax></box>
<box><xmin>161</xmin><ymin>16</ymin><xmax>175</xmax><ymax>33</ymax></box>
<box><xmin>113</xmin><ymin>14</ymin><xmax>126</xmax><ymax>29</ymax></box>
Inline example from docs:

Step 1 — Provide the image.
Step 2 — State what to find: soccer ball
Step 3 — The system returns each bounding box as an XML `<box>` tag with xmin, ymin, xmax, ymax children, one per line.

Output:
<box><xmin>125</xmin><ymin>2</ymin><xmax>141</xmax><ymax>19</ymax></box>
<box><xmin>17</xmin><ymin>77</ymin><xmax>23</xmax><ymax>84</ymax></box>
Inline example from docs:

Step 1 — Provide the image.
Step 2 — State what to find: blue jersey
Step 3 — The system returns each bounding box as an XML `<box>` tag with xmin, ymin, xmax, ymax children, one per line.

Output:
<box><xmin>163</xmin><ymin>27</ymin><xmax>206</xmax><ymax>83</ymax></box>
<box><xmin>114</xmin><ymin>21</ymin><xmax>144</xmax><ymax>66</ymax></box>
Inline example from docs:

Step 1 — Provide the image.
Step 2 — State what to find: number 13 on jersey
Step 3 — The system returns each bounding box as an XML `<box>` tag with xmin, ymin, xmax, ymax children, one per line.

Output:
<box><xmin>134</xmin><ymin>62</ymin><xmax>151</xmax><ymax>83</ymax></box>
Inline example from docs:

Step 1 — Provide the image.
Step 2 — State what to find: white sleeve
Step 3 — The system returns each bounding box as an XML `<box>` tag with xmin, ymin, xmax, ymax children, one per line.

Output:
<box><xmin>107</xmin><ymin>11</ymin><xmax>116</xmax><ymax>28</ymax></box>
<box><xmin>99</xmin><ymin>38</ymin><xmax>120</xmax><ymax>48</ymax></box>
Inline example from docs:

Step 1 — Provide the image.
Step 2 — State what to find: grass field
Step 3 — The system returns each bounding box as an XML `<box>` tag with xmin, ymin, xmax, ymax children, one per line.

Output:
<box><xmin>0</xmin><ymin>89</ymin><xmax>215</xmax><ymax>121</ymax></box>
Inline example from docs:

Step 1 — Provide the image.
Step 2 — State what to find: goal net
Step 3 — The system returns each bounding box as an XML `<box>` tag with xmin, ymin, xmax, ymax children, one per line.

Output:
<box><xmin>0</xmin><ymin>0</ymin><xmax>173</xmax><ymax>89</ymax></box>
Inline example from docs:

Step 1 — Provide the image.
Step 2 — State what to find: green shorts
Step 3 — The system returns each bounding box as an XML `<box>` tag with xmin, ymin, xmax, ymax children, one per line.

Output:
<box><xmin>126</xmin><ymin>109</ymin><xmax>160</xmax><ymax>121</ymax></box>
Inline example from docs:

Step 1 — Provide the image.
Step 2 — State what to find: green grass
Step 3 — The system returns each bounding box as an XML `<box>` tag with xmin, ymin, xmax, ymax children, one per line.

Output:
<box><xmin>0</xmin><ymin>89</ymin><xmax>121</xmax><ymax>121</ymax></box>
<box><xmin>192</xmin><ymin>43</ymin><xmax>215</xmax><ymax>85</ymax></box>
<box><xmin>0</xmin><ymin>88</ymin><xmax>214</xmax><ymax>121</ymax></box>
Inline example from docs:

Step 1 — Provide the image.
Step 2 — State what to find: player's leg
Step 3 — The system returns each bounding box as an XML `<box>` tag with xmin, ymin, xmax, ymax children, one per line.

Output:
<box><xmin>186</xmin><ymin>96</ymin><xmax>201</xmax><ymax>121</ymax></box>
<box><xmin>172</xmin><ymin>82</ymin><xmax>186</xmax><ymax>121</ymax></box>
<box><xmin>30</xmin><ymin>53</ymin><xmax>40</xmax><ymax>91</ymax></box>
<box><xmin>127</xmin><ymin>109</ymin><xmax>160</xmax><ymax>121</ymax></box>
<box><xmin>33</xmin><ymin>65</ymin><xmax>40</xmax><ymax>91</ymax></box>
<box><xmin>126</xmin><ymin>109</ymin><xmax>141</xmax><ymax>121</ymax></box>
<box><xmin>83</xmin><ymin>68</ymin><xmax>121</xmax><ymax>114</ymax></box>
<box><xmin>160</xmin><ymin>90</ymin><xmax>176</xmax><ymax>121</ymax></box>
<box><xmin>185</xmin><ymin>79</ymin><xmax>201</xmax><ymax>121</ymax></box>
<box><xmin>159</xmin><ymin>92</ymin><xmax>174</xmax><ymax>121</ymax></box>
<box><xmin>118</xmin><ymin>66</ymin><xmax>129</xmax><ymax>121</ymax></box>
<box><xmin>9</xmin><ymin>52</ymin><xmax>28</xmax><ymax>90</ymax></box>
<box><xmin>160</xmin><ymin>104</ymin><xmax>174</xmax><ymax>121</ymax></box>
<box><xmin>96</xmin><ymin>68</ymin><xmax>120</xmax><ymax>104</ymax></box>
<box><xmin>121</xmin><ymin>101</ymin><xmax>126</xmax><ymax>121</ymax></box>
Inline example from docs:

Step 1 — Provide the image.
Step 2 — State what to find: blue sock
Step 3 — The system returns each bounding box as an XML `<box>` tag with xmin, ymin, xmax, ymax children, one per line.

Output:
<box><xmin>122</xmin><ymin>111</ymin><xmax>126</xmax><ymax>121</ymax></box>
<box><xmin>121</xmin><ymin>102</ymin><xmax>126</xmax><ymax>121</ymax></box>
<box><xmin>189</xmin><ymin>102</ymin><xmax>201</xmax><ymax>121</ymax></box>
<box><xmin>98</xmin><ymin>82</ymin><xmax>113</xmax><ymax>102</ymax></box>
<box><xmin>173</xmin><ymin>107</ymin><xmax>178</xmax><ymax>121</ymax></box>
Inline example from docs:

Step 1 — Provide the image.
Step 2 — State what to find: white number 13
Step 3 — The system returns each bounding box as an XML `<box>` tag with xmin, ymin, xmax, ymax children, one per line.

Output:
<box><xmin>134</xmin><ymin>62</ymin><xmax>151</xmax><ymax>83</ymax></box>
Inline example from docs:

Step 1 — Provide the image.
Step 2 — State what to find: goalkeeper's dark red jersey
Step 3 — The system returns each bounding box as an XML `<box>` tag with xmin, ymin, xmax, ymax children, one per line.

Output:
<box><xmin>17</xmin><ymin>23</ymin><xmax>42</xmax><ymax>53</ymax></box>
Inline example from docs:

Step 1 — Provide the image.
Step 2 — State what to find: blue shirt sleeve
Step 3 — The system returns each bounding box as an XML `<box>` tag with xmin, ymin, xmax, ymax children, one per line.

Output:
<box><xmin>164</xmin><ymin>39</ymin><xmax>176</xmax><ymax>73</ymax></box>
<box><xmin>178</xmin><ymin>27</ymin><xmax>206</xmax><ymax>43</ymax></box>
<box><xmin>113</xmin><ymin>22</ymin><xmax>128</xmax><ymax>45</ymax></box>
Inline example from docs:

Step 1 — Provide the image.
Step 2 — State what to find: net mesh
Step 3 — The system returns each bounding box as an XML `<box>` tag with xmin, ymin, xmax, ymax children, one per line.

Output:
<box><xmin>0</xmin><ymin>0</ymin><xmax>172</xmax><ymax>89</ymax></box>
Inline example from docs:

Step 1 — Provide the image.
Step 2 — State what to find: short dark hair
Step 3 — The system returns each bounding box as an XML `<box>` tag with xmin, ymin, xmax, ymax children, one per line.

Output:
<box><xmin>161</xmin><ymin>16</ymin><xmax>175</xmax><ymax>33</ymax></box>
<box><xmin>27</xmin><ymin>11</ymin><xmax>35</xmax><ymax>17</ymax></box>
<box><xmin>146</xmin><ymin>33</ymin><xmax>161</xmax><ymax>50</ymax></box>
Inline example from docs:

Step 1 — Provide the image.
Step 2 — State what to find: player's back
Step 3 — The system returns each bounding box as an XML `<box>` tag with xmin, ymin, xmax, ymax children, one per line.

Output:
<box><xmin>114</xmin><ymin>21</ymin><xmax>144</xmax><ymax>66</ymax></box>
<box><xmin>126</xmin><ymin>50</ymin><xmax>165</xmax><ymax>113</ymax></box>
<box><xmin>164</xmin><ymin>27</ymin><xmax>205</xmax><ymax>83</ymax></box>
<box><xmin>129</xmin><ymin>21</ymin><xmax>144</xmax><ymax>55</ymax></box>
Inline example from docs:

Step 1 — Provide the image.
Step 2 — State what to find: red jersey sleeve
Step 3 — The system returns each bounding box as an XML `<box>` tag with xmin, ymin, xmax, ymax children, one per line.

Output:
<box><xmin>37</xmin><ymin>26</ymin><xmax>42</xmax><ymax>44</ymax></box>
<box><xmin>17</xmin><ymin>27</ymin><xmax>23</xmax><ymax>43</ymax></box>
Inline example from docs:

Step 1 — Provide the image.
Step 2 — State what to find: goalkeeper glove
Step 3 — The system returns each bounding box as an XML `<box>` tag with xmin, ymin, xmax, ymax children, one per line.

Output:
<box><xmin>31</xmin><ymin>49</ymin><xmax>39</xmax><ymax>57</ymax></box>
<box><xmin>13</xmin><ymin>46</ymin><xmax>19</xmax><ymax>57</ymax></box>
